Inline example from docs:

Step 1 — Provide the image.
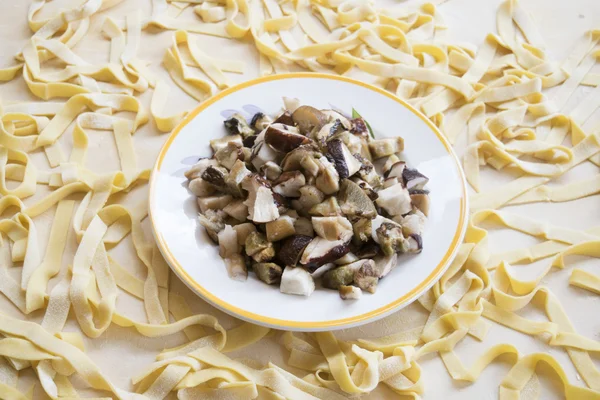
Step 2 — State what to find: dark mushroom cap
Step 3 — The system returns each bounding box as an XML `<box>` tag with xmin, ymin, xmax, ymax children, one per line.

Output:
<box><xmin>265</xmin><ymin>124</ymin><xmax>311</xmax><ymax>153</ymax></box>
<box><xmin>277</xmin><ymin>234</ymin><xmax>313</xmax><ymax>266</ymax></box>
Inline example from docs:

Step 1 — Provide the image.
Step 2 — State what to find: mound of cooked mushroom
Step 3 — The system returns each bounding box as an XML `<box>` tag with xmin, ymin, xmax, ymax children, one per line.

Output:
<box><xmin>185</xmin><ymin>101</ymin><xmax>430</xmax><ymax>299</ymax></box>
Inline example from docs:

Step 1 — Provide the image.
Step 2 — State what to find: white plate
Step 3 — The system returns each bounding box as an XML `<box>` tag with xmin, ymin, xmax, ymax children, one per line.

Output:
<box><xmin>149</xmin><ymin>73</ymin><xmax>468</xmax><ymax>331</ymax></box>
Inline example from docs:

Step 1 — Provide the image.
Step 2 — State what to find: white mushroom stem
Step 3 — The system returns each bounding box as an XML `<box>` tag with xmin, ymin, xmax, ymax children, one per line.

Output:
<box><xmin>280</xmin><ymin>267</ymin><xmax>315</xmax><ymax>296</ymax></box>
<box><xmin>375</xmin><ymin>182</ymin><xmax>412</xmax><ymax>216</ymax></box>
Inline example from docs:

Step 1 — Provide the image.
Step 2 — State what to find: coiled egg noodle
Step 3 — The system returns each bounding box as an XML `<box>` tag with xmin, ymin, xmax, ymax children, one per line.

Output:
<box><xmin>0</xmin><ymin>0</ymin><xmax>600</xmax><ymax>398</ymax></box>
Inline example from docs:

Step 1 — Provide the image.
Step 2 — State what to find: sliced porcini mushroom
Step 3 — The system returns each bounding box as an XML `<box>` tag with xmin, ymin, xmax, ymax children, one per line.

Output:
<box><xmin>281</xmin><ymin>144</ymin><xmax>320</xmax><ymax>171</ymax></box>
<box><xmin>322</xmin><ymin>266</ymin><xmax>354</xmax><ymax>289</ymax></box>
<box><xmin>201</xmin><ymin>165</ymin><xmax>228</xmax><ymax>189</ymax></box>
<box><xmin>218</xmin><ymin>225</ymin><xmax>240</xmax><ymax>258</ymax></box>
<box><xmin>277</xmin><ymin>234</ymin><xmax>312</xmax><ymax>266</ymax></box>
<box><xmin>197</xmin><ymin>194</ymin><xmax>233</xmax><ymax>214</ymax></box>
<box><xmin>245</xmin><ymin>231</ymin><xmax>275</xmax><ymax>262</ymax></box>
<box><xmin>294</xmin><ymin>217</ymin><xmax>314</xmax><ymax>237</ymax></box>
<box><xmin>272</xmin><ymin>192</ymin><xmax>290</xmax><ymax>214</ymax></box>
<box><xmin>370</xmin><ymin>215</ymin><xmax>401</xmax><ymax>243</ymax></box>
<box><xmin>311</xmin><ymin>263</ymin><xmax>335</xmax><ymax>279</ymax></box>
<box><xmin>355</xmin><ymin>154</ymin><xmax>382</xmax><ymax>188</ymax></box>
<box><xmin>272</xmin><ymin>171</ymin><xmax>306</xmax><ymax>197</ymax></box>
<box><xmin>406</xmin><ymin>234</ymin><xmax>423</xmax><ymax>253</ymax></box>
<box><xmin>224</xmin><ymin>253</ymin><xmax>248</xmax><ymax>281</ymax></box>
<box><xmin>266</xmin><ymin>215</ymin><xmax>296</xmax><ymax>242</ymax></box>
<box><xmin>353</xmin><ymin>261</ymin><xmax>379</xmax><ymax>293</ymax></box>
<box><xmin>198</xmin><ymin>209</ymin><xmax>226</xmax><ymax>242</ymax></box>
<box><xmin>312</xmin><ymin>216</ymin><xmax>353</xmax><ymax>241</ymax></box>
<box><xmin>350</xmin><ymin>117</ymin><xmax>368</xmax><ymax>138</ymax></box>
<box><xmin>352</xmin><ymin>218</ymin><xmax>372</xmax><ymax>244</ymax></box>
<box><xmin>292</xmin><ymin>105</ymin><xmax>327</xmax><ymax>135</ymax></box>
<box><xmin>224</xmin><ymin>113</ymin><xmax>254</xmax><ymax>138</ymax></box>
<box><xmin>185</xmin><ymin>158</ymin><xmax>219</xmax><ymax>180</ymax></box>
<box><xmin>313</xmin><ymin>121</ymin><xmax>343</xmax><ymax>149</ymax></box>
<box><xmin>327</xmin><ymin>139</ymin><xmax>362</xmax><ymax>179</ymax></box>
<box><xmin>223</xmin><ymin>200</ymin><xmax>248</xmax><ymax>222</ymax></box>
<box><xmin>250</xmin><ymin>112</ymin><xmax>273</xmax><ymax>131</ymax></box>
<box><xmin>334</xmin><ymin>252</ymin><xmax>358</xmax><ymax>265</ymax></box>
<box><xmin>225</xmin><ymin>159</ymin><xmax>251</xmax><ymax>195</ymax></box>
<box><xmin>260</xmin><ymin>161</ymin><xmax>282</xmax><ymax>181</ymax></box>
<box><xmin>233</xmin><ymin>222</ymin><xmax>256</xmax><ymax>244</ymax></box>
<box><xmin>376</xmin><ymin>222</ymin><xmax>407</xmax><ymax>256</ymax></box>
<box><xmin>280</xmin><ymin>266</ymin><xmax>315</xmax><ymax>296</ymax></box>
<box><xmin>214</xmin><ymin>142</ymin><xmax>243</xmax><ymax>170</ymax></box>
<box><xmin>338</xmin><ymin>179</ymin><xmax>377</xmax><ymax>218</ymax></box>
<box><xmin>188</xmin><ymin>178</ymin><xmax>215</xmax><ymax>197</ymax></box>
<box><xmin>369</xmin><ymin>138</ymin><xmax>404</xmax><ymax>159</ymax></box>
<box><xmin>354</xmin><ymin>241</ymin><xmax>380</xmax><ymax>259</ymax></box>
<box><xmin>210</xmin><ymin>135</ymin><xmax>243</xmax><ymax>153</ymax></box>
<box><xmin>300</xmin><ymin>237</ymin><xmax>350</xmax><ymax>272</ymax></box>
<box><xmin>283</xmin><ymin>97</ymin><xmax>301</xmax><ymax>112</ymax></box>
<box><xmin>265</xmin><ymin>124</ymin><xmax>310</xmax><ymax>153</ymax></box>
<box><xmin>398</xmin><ymin>212</ymin><xmax>426</xmax><ymax>236</ymax></box>
<box><xmin>385</xmin><ymin>161</ymin><xmax>406</xmax><ymax>179</ymax></box>
<box><xmin>309</xmin><ymin>197</ymin><xmax>341</xmax><ymax>216</ymax></box>
<box><xmin>300</xmin><ymin>154</ymin><xmax>320</xmax><ymax>177</ymax></box>
<box><xmin>339</xmin><ymin>285</ymin><xmax>362</xmax><ymax>300</ymax></box>
<box><xmin>296</xmin><ymin>185</ymin><xmax>325</xmax><ymax>210</ymax></box>
<box><xmin>403</xmin><ymin>168</ymin><xmax>429</xmax><ymax>191</ymax></box>
<box><xmin>315</xmin><ymin>157</ymin><xmax>340</xmax><ymax>195</ymax></box>
<box><xmin>373</xmin><ymin>253</ymin><xmax>398</xmax><ymax>278</ymax></box>
<box><xmin>253</xmin><ymin>262</ymin><xmax>283</xmax><ymax>285</ymax></box>
<box><xmin>382</xmin><ymin>155</ymin><xmax>401</xmax><ymax>176</ymax></box>
<box><xmin>410</xmin><ymin>193</ymin><xmax>430</xmax><ymax>217</ymax></box>
<box><xmin>273</xmin><ymin>110</ymin><xmax>295</xmax><ymax>126</ymax></box>
<box><xmin>242</xmin><ymin>174</ymin><xmax>280</xmax><ymax>223</ymax></box>
<box><xmin>376</xmin><ymin>182</ymin><xmax>412</xmax><ymax>216</ymax></box>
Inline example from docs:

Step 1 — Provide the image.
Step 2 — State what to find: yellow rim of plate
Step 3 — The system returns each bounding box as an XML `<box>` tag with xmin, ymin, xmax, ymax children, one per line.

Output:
<box><xmin>149</xmin><ymin>72</ymin><xmax>468</xmax><ymax>330</ymax></box>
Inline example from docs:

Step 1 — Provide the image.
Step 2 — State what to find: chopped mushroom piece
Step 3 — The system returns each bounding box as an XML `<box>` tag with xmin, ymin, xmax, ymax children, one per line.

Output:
<box><xmin>225</xmin><ymin>253</ymin><xmax>248</xmax><ymax>281</ymax></box>
<box><xmin>327</xmin><ymin>139</ymin><xmax>362</xmax><ymax>179</ymax></box>
<box><xmin>223</xmin><ymin>200</ymin><xmax>248</xmax><ymax>222</ymax></box>
<box><xmin>398</xmin><ymin>212</ymin><xmax>426</xmax><ymax>237</ymax></box>
<box><xmin>352</xmin><ymin>218</ymin><xmax>372</xmax><ymax>244</ymax></box>
<box><xmin>338</xmin><ymin>179</ymin><xmax>377</xmax><ymax>218</ymax></box>
<box><xmin>315</xmin><ymin>157</ymin><xmax>340</xmax><ymax>195</ymax></box>
<box><xmin>300</xmin><ymin>154</ymin><xmax>321</xmax><ymax>177</ymax></box>
<box><xmin>292</xmin><ymin>105</ymin><xmax>327</xmax><ymax>135</ymax></box>
<box><xmin>250</xmin><ymin>112</ymin><xmax>273</xmax><ymax>131</ymax></box>
<box><xmin>322</xmin><ymin>265</ymin><xmax>355</xmax><ymax>289</ymax></box>
<box><xmin>406</xmin><ymin>234</ymin><xmax>423</xmax><ymax>253</ymax></box>
<box><xmin>245</xmin><ymin>231</ymin><xmax>275</xmax><ymax>262</ymax></box>
<box><xmin>188</xmin><ymin>178</ymin><xmax>215</xmax><ymax>197</ymax></box>
<box><xmin>253</xmin><ymin>262</ymin><xmax>283</xmax><ymax>285</ymax></box>
<box><xmin>410</xmin><ymin>193</ymin><xmax>430</xmax><ymax>216</ymax></box>
<box><xmin>309</xmin><ymin>197</ymin><xmax>342</xmax><ymax>216</ymax></box>
<box><xmin>214</xmin><ymin>142</ymin><xmax>242</xmax><ymax>170</ymax></box>
<box><xmin>353</xmin><ymin>261</ymin><xmax>379</xmax><ymax>293</ymax></box>
<box><xmin>233</xmin><ymin>223</ymin><xmax>256</xmax><ymax>244</ymax></box>
<box><xmin>266</xmin><ymin>215</ymin><xmax>296</xmax><ymax>242</ymax></box>
<box><xmin>273</xmin><ymin>171</ymin><xmax>306</xmax><ymax>197</ymax></box>
<box><xmin>369</xmin><ymin>138</ymin><xmax>404</xmax><ymax>159</ymax></box>
<box><xmin>375</xmin><ymin>182</ymin><xmax>412</xmax><ymax>216</ymax></box>
<box><xmin>260</xmin><ymin>161</ymin><xmax>282</xmax><ymax>180</ymax></box>
<box><xmin>385</xmin><ymin>161</ymin><xmax>406</xmax><ymax>179</ymax></box>
<box><xmin>376</xmin><ymin>222</ymin><xmax>407</xmax><ymax>256</ymax></box>
<box><xmin>265</xmin><ymin>124</ymin><xmax>310</xmax><ymax>153</ymax></box>
<box><xmin>242</xmin><ymin>175</ymin><xmax>280</xmax><ymax>223</ymax></box>
<box><xmin>251</xmin><ymin>139</ymin><xmax>281</xmax><ymax>170</ymax></box>
<box><xmin>226</xmin><ymin>159</ymin><xmax>251</xmax><ymax>195</ymax></box>
<box><xmin>273</xmin><ymin>110</ymin><xmax>295</xmax><ymax>126</ymax></box>
<box><xmin>350</xmin><ymin>117</ymin><xmax>369</xmax><ymax>138</ymax></box>
<box><xmin>334</xmin><ymin>252</ymin><xmax>359</xmax><ymax>265</ymax></box>
<box><xmin>295</xmin><ymin>185</ymin><xmax>325</xmax><ymax>211</ymax></box>
<box><xmin>280</xmin><ymin>266</ymin><xmax>315</xmax><ymax>296</ymax></box>
<box><xmin>300</xmin><ymin>237</ymin><xmax>350</xmax><ymax>272</ymax></box>
<box><xmin>198</xmin><ymin>209</ymin><xmax>226</xmax><ymax>242</ymax></box>
<box><xmin>185</xmin><ymin>158</ymin><xmax>219</xmax><ymax>180</ymax></box>
<box><xmin>281</xmin><ymin>144</ymin><xmax>321</xmax><ymax>171</ymax></box>
<box><xmin>312</xmin><ymin>216</ymin><xmax>353</xmax><ymax>241</ymax></box>
<box><xmin>402</xmin><ymin>168</ymin><xmax>429</xmax><ymax>190</ymax></box>
<box><xmin>382</xmin><ymin>155</ymin><xmax>401</xmax><ymax>176</ymax></box>
<box><xmin>210</xmin><ymin>135</ymin><xmax>243</xmax><ymax>153</ymax></box>
<box><xmin>201</xmin><ymin>165</ymin><xmax>229</xmax><ymax>190</ymax></box>
<box><xmin>339</xmin><ymin>285</ymin><xmax>362</xmax><ymax>300</ymax></box>
<box><xmin>218</xmin><ymin>225</ymin><xmax>240</xmax><ymax>258</ymax></box>
<box><xmin>277</xmin><ymin>234</ymin><xmax>312</xmax><ymax>266</ymax></box>
<box><xmin>373</xmin><ymin>253</ymin><xmax>398</xmax><ymax>278</ymax></box>
<box><xmin>294</xmin><ymin>217</ymin><xmax>314</xmax><ymax>237</ymax></box>
<box><xmin>197</xmin><ymin>194</ymin><xmax>233</xmax><ymax>214</ymax></box>
<box><xmin>224</xmin><ymin>113</ymin><xmax>254</xmax><ymax>138</ymax></box>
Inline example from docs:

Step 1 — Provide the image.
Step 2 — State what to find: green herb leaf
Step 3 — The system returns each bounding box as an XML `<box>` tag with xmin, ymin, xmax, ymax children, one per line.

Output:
<box><xmin>351</xmin><ymin>108</ymin><xmax>375</xmax><ymax>139</ymax></box>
